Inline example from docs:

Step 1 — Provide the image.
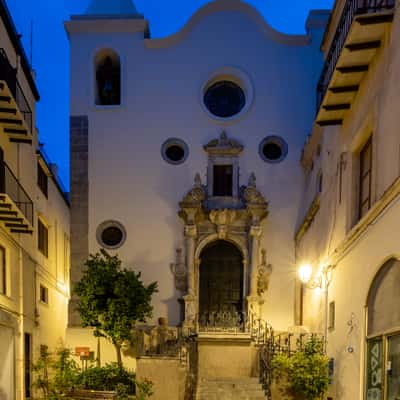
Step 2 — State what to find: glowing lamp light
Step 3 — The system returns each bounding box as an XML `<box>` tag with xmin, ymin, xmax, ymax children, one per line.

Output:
<box><xmin>298</xmin><ymin>264</ymin><xmax>313</xmax><ymax>284</ymax></box>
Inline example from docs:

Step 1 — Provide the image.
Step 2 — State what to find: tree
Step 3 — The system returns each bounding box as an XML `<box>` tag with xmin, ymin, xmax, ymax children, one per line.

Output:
<box><xmin>74</xmin><ymin>250</ymin><xmax>158</xmax><ymax>367</ymax></box>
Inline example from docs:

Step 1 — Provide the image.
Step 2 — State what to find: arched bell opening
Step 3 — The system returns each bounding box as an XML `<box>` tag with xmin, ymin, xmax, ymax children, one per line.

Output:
<box><xmin>198</xmin><ymin>240</ymin><xmax>245</xmax><ymax>330</ymax></box>
<box><xmin>94</xmin><ymin>49</ymin><xmax>121</xmax><ymax>106</ymax></box>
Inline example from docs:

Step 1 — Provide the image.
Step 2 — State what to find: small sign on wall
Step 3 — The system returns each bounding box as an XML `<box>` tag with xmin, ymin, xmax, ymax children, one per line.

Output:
<box><xmin>75</xmin><ymin>346</ymin><xmax>90</xmax><ymax>357</ymax></box>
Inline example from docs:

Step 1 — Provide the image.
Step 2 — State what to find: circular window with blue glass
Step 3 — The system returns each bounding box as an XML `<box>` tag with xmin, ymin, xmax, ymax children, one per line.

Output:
<box><xmin>259</xmin><ymin>136</ymin><xmax>288</xmax><ymax>164</ymax></box>
<box><xmin>161</xmin><ymin>138</ymin><xmax>189</xmax><ymax>165</ymax></box>
<box><xmin>204</xmin><ymin>80</ymin><xmax>246</xmax><ymax>118</ymax></box>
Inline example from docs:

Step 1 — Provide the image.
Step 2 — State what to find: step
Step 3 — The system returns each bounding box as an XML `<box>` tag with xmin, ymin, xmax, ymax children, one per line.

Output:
<box><xmin>197</xmin><ymin>377</ymin><xmax>265</xmax><ymax>400</ymax></box>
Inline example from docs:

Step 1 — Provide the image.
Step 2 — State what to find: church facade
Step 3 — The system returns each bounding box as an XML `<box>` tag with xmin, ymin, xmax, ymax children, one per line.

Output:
<box><xmin>65</xmin><ymin>0</ymin><xmax>400</xmax><ymax>399</ymax></box>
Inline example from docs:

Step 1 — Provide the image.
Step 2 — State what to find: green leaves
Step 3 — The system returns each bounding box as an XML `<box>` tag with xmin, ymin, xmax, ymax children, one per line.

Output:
<box><xmin>74</xmin><ymin>250</ymin><xmax>158</xmax><ymax>366</ymax></box>
<box><xmin>272</xmin><ymin>337</ymin><xmax>330</xmax><ymax>400</ymax></box>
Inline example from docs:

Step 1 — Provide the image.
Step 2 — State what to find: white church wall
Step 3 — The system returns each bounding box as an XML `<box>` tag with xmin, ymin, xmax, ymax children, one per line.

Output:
<box><xmin>67</xmin><ymin>1</ymin><xmax>328</xmax><ymax>332</ymax></box>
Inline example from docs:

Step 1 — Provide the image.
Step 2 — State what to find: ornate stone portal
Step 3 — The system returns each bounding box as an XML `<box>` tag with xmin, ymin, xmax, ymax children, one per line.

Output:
<box><xmin>175</xmin><ymin>132</ymin><xmax>270</xmax><ymax>330</ymax></box>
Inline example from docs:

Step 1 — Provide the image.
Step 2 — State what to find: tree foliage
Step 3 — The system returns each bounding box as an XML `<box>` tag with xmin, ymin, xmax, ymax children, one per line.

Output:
<box><xmin>272</xmin><ymin>336</ymin><xmax>330</xmax><ymax>400</ymax></box>
<box><xmin>74</xmin><ymin>250</ymin><xmax>158</xmax><ymax>366</ymax></box>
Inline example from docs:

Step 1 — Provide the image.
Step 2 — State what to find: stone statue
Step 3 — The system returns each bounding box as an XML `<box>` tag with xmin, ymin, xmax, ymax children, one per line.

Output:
<box><xmin>170</xmin><ymin>248</ymin><xmax>187</xmax><ymax>293</ymax></box>
<box><xmin>257</xmin><ymin>249</ymin><xmax>272</xmax><ymax>296</ymax></box>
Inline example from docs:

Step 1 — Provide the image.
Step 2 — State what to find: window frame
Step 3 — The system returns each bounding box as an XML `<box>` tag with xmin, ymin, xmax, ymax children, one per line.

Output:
<box><xmin>37</xmin><ymin>162</ymin><xmax>48</xmax><ymax>198</ymax></box>
<box><xmin>358</xmin><ymin>137</ymin><xmax>373</xmax><ymax>220</ymax></box>
<box><xmin>39</xmin><ymin>284</ymin><xmax>49</xmax><ymax>304</ymax></box>
<box><xmin>213</xmin><ymin>164</ymin><xmax>233</xmax><ymax>197</ymax></box>
<box><xmin>38</xmin><ymin>218</ymin><xmax>49</xmax><ymax>257</ymax></box>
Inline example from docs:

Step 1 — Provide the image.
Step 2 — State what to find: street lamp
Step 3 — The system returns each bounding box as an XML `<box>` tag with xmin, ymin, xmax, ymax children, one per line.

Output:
<box><xmin>298</xmin><ymin>264</ymin><xmax>313</xmax><ymax>285</ymax></box>
<box><xmin>298</xmin><ymin>263</ymin><xmax>333</xmax><ymax>290</ymax></box>
<box><xmin>298</xmin><ymin>263</ymin><xmax>334</xmax><ymax>351</ymax></box>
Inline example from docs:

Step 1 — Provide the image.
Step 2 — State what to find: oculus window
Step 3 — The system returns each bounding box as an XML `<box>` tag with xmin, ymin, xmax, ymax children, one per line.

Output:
<box><xmin>96</xmin><ymin>220</ymin><xmax>126</xmax><ymax>250</ymax></box>
<box><xmin>204</xmin><ymin>81</ymin><xmax>246</xmax><ymax>118</ymax></box>
<box><xmin>259</xmin><ymin>136</ymin><xmax>288</xmax><ymax>164</ymax></box>
<box><xmin>161</xmin><ymin>138</ymin><xmax>189</xmax><ymax>165</ymax></box>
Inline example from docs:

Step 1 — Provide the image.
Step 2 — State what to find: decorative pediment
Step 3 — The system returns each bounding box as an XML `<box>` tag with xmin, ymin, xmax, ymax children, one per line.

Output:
<box><xmin>204</xmin><ymin>131</ymin><xmax>244</xmax><ymax>156</ymax></box>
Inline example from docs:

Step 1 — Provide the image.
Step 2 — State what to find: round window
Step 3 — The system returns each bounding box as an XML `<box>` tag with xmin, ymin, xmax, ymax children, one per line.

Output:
<box><xmin>161</xmin><ymin>138</ymin><xmax>189</xmax><ymax>165</ymax></box>
<box><xmin>259</xmin><ymin>136</ymin><xmax>288</xmax><ymax>164</ymax></box>
<box><xmin>96</xmin><ymin>221</ymin><xmax>126</xmax><ymax>249</ymax></box>
<box><xmin>204</xmin><ymin>80</ymin><xmax>246</xmax><ymax>118</ymax></box>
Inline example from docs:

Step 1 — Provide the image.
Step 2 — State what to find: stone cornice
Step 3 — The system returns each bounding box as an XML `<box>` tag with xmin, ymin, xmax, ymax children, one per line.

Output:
<box><xmin>204</xmin><ymin>132</ymin><xmax>244</xmax><ymax>157</ymax></box>
<box><xmin>330</xmin><ymin>176</ymin><xmax>400</xmax><ymax>265</ymax></box>
<box><xmin>64</xmin><ymin>18</ymin><xmax>148</xmax><ymax>37</ymax></box>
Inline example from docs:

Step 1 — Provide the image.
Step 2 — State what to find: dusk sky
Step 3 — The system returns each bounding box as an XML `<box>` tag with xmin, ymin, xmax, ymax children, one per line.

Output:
<box><xmin>6</xmin><ymin>0</ymin><xmax>334</xmax><ymax>187</ymax></box>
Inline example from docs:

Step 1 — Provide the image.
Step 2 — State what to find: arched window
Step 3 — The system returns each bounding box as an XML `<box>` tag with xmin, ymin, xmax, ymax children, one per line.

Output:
<box><xmin>365</xmin><ymin>258</ymin><xmax>400</xmax><ymax>400</ymax></box>
<box><xmin>367</xmin><ymin>258</ymin><xmax>400</xmax><ymax>336</ymax></box>
<box><xmin>95</xmin><ymin>49</ymin><xmax>121</xmax><ymax>106</ymax></box>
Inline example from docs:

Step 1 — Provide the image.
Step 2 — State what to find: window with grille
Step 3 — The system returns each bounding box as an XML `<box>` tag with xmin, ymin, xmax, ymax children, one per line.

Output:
<box><xmin>38</xmin><ymin>219</ymin><xmax>48</xmax><ymax>257</ymax></box>
<box><xmin>359</xmin><ymin>137</ymin><xmax>372</xmax><ymax>219</ymax></box>
<box><xmin>213</xmin><ymin>165</ymin><xmax>233</xmax><ymax>196</ymax></box>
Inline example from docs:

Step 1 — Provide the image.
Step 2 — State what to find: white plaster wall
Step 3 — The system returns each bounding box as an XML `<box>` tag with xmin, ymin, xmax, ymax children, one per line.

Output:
<box><xmin>68</xmin><ymin>2</ymin><xmax>327</xmax><ymax>330</ymax></box>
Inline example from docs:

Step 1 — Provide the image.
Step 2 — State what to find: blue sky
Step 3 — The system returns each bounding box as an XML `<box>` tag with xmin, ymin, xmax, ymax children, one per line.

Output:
<box><xmin>5</xmin><ymin>0</ymin><xmax>334</xmax><ymax>187</ymax></box>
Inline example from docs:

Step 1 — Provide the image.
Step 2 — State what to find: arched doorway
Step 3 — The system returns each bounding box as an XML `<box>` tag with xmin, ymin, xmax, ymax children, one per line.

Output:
<box><xmin>198</xmin><ymin>240</ymin><xmax>244</xmax><ymax>328</ymax></box>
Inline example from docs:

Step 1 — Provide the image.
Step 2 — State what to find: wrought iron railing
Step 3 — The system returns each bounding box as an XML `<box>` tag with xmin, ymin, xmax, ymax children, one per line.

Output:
<box><xmin>0</xmin><ymin>48</ymin><xmax>33</xmax><ymax>133</ymax></box>
<box><xmin>198</xmin><ymin>311</ymin><xmax>247</xmax><ymax>333</ymax></box>
<box><xmin>135</xmin><ymin>326</ymin><xmax>196</xmax><ymax>360</ymax></box>
<box><xmin>317</xmin><ymin>0</ymin><xmax>395</xmax><ymax>110</ymax></box>
<box><xmin>0</xmin><ymin>161</ymin><xmax>34</xmax><ymax>225</ymax></box>
<box><xmin>246</xmin><ymin>312</ymin><xmax>326</xmax><ymax>398</ymax></box>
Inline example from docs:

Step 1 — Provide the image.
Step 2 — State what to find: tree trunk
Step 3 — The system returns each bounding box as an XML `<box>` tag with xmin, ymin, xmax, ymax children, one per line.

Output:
<box><xmin>114</xmin><ymin>343</ymin><xmax>123</xmax><ymax>368</ymax></box>
<box><xmin>96</xmin><ymin>337</ymin><xmax>101</xmax><ymax>367</ymax></box>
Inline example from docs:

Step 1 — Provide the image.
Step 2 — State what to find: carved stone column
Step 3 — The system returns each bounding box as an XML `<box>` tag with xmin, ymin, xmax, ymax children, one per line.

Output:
<box><xmin>249</xmin><ymin>225</ymin><xmax>262</xmax><ymax>296</ymax></box>
<box><xmin>184</xmin><ymin>224</ymin><xmax>197</xmax><ymax>296</ymax></box>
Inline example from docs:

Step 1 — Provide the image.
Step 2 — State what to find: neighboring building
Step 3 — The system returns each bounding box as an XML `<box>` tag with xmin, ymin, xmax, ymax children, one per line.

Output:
<box><xmin>65</xmin><ymin>0</ymin><xmax>400</xmax><ymax>399</ymax></box>
<box><xmin>297</xmin><ymin>1</ymin><xmax>400</xmax><ymax>400</ymax></box>
<box><xmin>0</xmin><ymin>0</ymin><xmax>70</xmax><ymax>399</ymax></box>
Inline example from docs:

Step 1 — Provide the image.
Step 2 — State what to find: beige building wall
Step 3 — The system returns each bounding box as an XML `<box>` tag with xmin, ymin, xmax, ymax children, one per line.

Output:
<box><xmin>0</xmin><ymin>6</ymin><xmax>71</xmax><ymax>399</ymax></box>
<box><xmin>297</xmin><ymin>3</ymin><xmax>400</xmax><ymax>399</ymax></box>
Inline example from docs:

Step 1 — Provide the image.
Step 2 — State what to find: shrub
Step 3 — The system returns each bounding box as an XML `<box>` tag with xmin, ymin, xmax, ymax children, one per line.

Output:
<box><xmin>272</xmin><ymin>336</ymin><xmax>329</xmax><ymax>400</ymax></box>
<box><xmin>78</xmin><ymin>363</ymin><xmax>135</xmax><ymax>394</ymax></box>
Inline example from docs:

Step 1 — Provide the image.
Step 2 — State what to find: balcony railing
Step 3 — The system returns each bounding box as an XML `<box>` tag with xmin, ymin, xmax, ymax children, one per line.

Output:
<box><xmin>317</xmin><ymin>0</ymin><xmax>395</xmax><ymax>110</ymax></box>
<box><xmin>0</xmin><ymin>161</ymin><xmax>34</xmax><ymax>226</ymax></box>
<box><xmin>0</xmin><ymin>48</ymin><xmax>32</xmax><ymax>133</ymax></box>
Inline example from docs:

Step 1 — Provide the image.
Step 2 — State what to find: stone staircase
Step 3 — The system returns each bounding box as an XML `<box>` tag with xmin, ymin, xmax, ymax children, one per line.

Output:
<box><xmin>196</xmin><ymin>377</ymin><xmax>266</xmax><ymax>400</ymax></box>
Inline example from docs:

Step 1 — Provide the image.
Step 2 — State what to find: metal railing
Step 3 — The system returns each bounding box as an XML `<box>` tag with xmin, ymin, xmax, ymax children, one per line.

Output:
<box><xmin>0</xmin><ymin>48</ymin><xmax>33</xmax><ymax>133</ymax></box>
<box><xmin>198</xmin><ymin>311</ymin><xmax>247</xmax><ymax>333</ymax></box>
<box><xmin>0</xmin><ymin>161</ymin><xmax>34</xmax><ymax>226</ymax></box>
<box><xmin>317</xmin><ymin>0</ymin><xmax>396</xmax><ymax>110</ymax></box>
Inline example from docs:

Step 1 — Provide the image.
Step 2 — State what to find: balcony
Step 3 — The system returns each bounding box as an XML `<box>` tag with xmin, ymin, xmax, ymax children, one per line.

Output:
<box><xmin>0</xmin><ymin>161</ymin><xmax>33</xmax><ymax>234</ymax></box>
<box><xmin>0</xmin><ymin>48</ymin><xmax>33</xmax><ymax>144</ymax></box>
<box><xmin>316</xmin><ymin>0</ymin><xmax>395</xmax><ymax>126</ymax></box>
